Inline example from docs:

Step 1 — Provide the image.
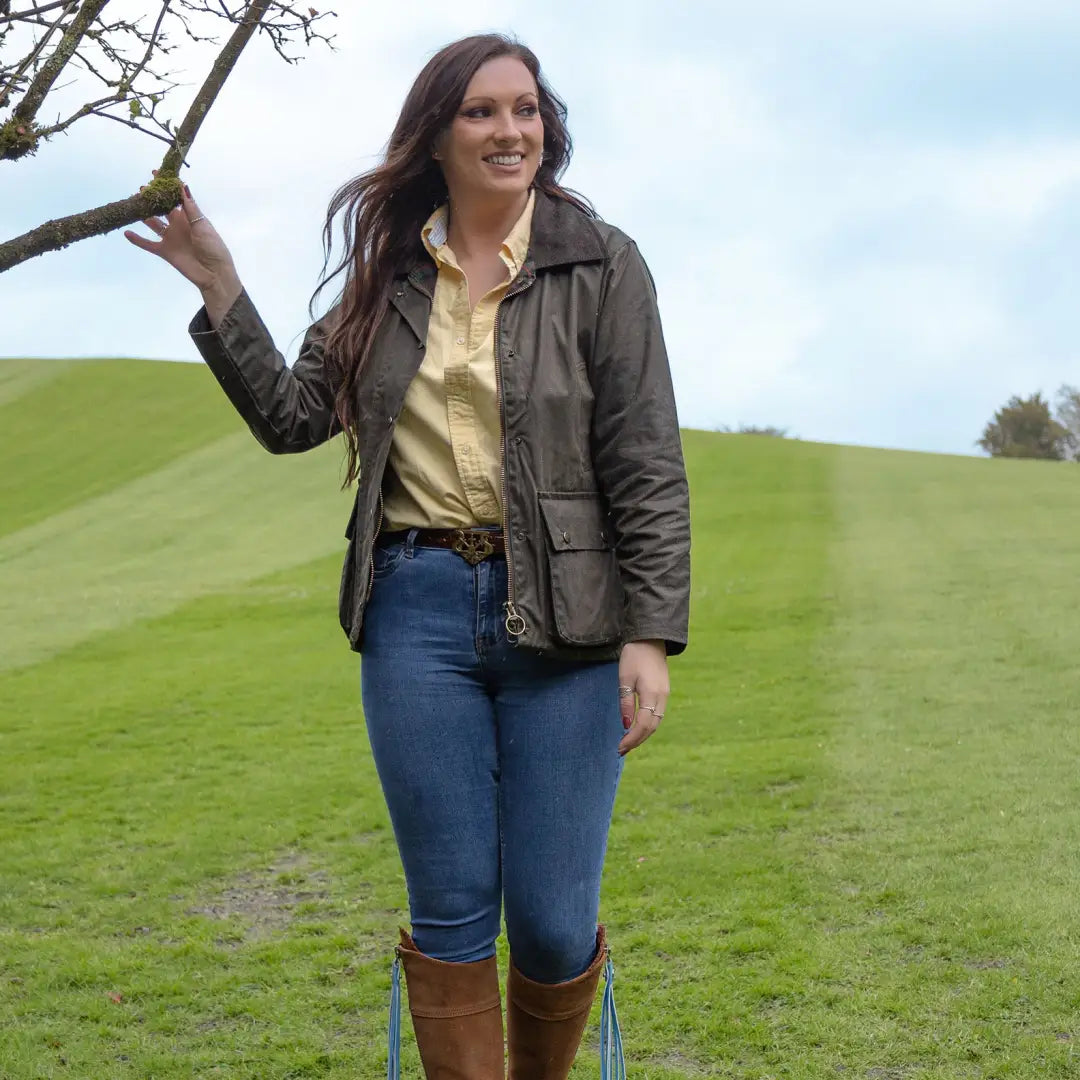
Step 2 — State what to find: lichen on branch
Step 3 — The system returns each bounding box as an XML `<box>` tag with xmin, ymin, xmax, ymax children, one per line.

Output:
<box><xmin>0</xmin><ymin>115</ymin><xmax>41</xmax><ymax>159</ymax></box>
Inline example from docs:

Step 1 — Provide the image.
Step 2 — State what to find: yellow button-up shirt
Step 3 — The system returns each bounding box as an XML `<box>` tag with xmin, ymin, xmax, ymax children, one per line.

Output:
<box><xmin>381</xmin><ymin>191</ymin><xmax>535</xmax><ymax>532</ymax></box>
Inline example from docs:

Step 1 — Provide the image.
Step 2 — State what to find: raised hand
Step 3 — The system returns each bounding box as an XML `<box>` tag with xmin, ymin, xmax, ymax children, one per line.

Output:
<box><xmin>124</xmin><ymin>176</ymin><xmax>239</xmax><ymax>296</ymax></box>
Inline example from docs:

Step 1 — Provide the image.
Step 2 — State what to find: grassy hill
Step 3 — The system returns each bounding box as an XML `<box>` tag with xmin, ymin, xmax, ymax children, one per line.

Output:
<box><xmin>2</xmin><ymin>357</ymin><xmax>1079</xmax><ymax>1078</ymax></box>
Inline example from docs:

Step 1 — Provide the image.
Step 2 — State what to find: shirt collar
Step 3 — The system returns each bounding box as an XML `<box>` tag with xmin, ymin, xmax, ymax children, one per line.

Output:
<box><xmin>421</xmin><ymin>189</ymin><xmax>535</xmax><ymax>275</ymax></box>
<box><xmin>401</xmin><ymin>189</ymin><xmax>606</xmax><ymax>282</ymax></box>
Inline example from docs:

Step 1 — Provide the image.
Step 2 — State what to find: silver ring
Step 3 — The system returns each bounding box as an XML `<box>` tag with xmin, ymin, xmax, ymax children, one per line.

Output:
<box><xmin>641</xmin><ymin>704</ymin><xmax>664</xmax><ymax>720</ymax></box>
<box><xmin>188</xmin><ymin>215</ymin><xmax>206</xmax><ymax>226</ymax></box>
<box><xmin>618</xmin><ymin>685</ymin><xmax>634</xmax><ymax>697</ymax></box>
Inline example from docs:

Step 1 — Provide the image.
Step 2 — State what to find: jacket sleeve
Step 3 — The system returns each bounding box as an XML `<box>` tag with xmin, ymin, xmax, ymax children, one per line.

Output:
<box><xmin>590</xmin><ymin>240</ymin><xmax>691</xmax><ymax>656</ymax></box>
<box><xmin>188</xmin><ymin>288</ymin><xmax>339</xmax><ymax>454</ymax></box>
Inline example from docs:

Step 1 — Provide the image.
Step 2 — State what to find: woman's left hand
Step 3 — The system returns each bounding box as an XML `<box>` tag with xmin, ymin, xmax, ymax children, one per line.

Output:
<box><xmin>617</xmin><ymin>639</ymin><xmax>669</xmax><ymax>756</ymax></box>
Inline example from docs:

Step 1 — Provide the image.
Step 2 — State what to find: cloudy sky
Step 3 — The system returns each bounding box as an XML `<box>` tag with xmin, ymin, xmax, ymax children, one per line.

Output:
<box><xmin>4</xmin><ymin>0</ymin><xmax>1080</xmax><ymax>455</ymax></box>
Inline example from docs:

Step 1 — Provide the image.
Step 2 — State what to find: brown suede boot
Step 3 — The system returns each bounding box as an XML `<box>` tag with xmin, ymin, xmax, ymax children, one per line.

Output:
<box><xmin>396</xmin><ymin>929</ymin><xmax>506</xmax><ymax>1079</ymax></box>
<box><xmin>506</xmin><ymin>926</ymin><xmax>608</xmax><ymax>1080</ymax></box>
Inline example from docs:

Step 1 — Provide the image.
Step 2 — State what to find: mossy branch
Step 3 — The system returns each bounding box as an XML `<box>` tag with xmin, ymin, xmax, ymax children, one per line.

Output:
<box><xmin>0</xmin><ymin>0</ymin><xmax>274</xmax><ymax>273</ymax></box>
<box><xmin>0</xmin><ymin>176</ymin><xmax>182</xmax><ymax>273</ymax></box>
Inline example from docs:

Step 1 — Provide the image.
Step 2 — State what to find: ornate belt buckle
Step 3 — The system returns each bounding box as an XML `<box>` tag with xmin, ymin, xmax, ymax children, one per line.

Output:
<box><xmin>452</xmin><ymin>529</ymin><xmax>495</xmax><ymax>566</ymax></box>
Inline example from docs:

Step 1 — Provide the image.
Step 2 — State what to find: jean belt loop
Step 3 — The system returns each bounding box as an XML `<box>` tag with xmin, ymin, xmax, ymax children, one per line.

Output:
<box><xmin>404</xmin><ymin>527</ymin><xmax>419</xmax><ymax>558</ymax></box>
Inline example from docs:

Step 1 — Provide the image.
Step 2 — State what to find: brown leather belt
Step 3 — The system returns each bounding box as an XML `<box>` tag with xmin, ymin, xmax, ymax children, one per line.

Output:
<box><xmin>378</xmin><ymin>527</ymin><xmax>505</xmax><ymax>566</ymax></box>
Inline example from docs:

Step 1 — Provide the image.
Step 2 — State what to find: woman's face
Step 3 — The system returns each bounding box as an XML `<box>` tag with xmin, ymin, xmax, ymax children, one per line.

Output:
<box><xmin>436</xmin><ymin>56</ymin><xmax>544</xmax><ymax>205</ymax></box>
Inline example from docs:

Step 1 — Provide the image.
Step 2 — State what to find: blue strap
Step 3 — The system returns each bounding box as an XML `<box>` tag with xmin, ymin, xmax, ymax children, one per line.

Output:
<box><xmin>386</xmin><ymin>955</ymin><xmax>402</xmax><ymax>1080</ymax></box>
<box><xmin>600</xmin><ymin>954</ymin><xmax>626</xmax><ymax>1080</ymax></box>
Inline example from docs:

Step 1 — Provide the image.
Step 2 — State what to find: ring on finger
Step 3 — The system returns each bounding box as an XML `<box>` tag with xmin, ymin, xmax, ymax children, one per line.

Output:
<box><xmin>618</xmin><ymin>685</ymin><xmax>634</xmax><ymax>697</ymax></box>
<box><xmin>641</xmin><ymin>703</ymin><xmax>664</xmax><ymax>720</ymax></box>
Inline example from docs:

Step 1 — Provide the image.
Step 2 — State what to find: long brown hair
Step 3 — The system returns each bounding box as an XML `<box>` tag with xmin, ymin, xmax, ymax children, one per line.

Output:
<box><xmin>313</xmin><ymin>33</ymin><xmax>595</xmax><ymax>488</ymax></box>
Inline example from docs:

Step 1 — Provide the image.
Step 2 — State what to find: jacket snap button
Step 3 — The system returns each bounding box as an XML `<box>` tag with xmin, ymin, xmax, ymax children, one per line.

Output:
<box><xmin>516</xmin><ymin>530</ymin><xmax>526</xmax><ymax>541</ymax></box>
<box><xmin>561</xmin><ymin>530</ymin><xmax>571</xmax><ymax>544</ymax></box>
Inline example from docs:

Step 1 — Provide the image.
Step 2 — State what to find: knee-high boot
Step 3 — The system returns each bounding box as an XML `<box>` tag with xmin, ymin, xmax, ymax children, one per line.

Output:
<box><xmin>506</xmin><ymin>926</ymin><xmax>623</xmax><ymax>1080</ymax></box>
<box><xmin>394</xmin><ymin>930</ymin><xmax>506</xmax><ymax>1079</ymax></box>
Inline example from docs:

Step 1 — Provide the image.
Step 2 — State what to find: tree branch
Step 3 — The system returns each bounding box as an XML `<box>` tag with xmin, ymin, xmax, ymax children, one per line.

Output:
<box><xmin>0</xmin><ymin>180</ymin><xmax>183</xmax><ymax>273</ymax></box>
<box><xmin>159</xmin><ymin>0</ymin><xmax>271</xmax><ymax>175</ymax></box>
<box><xmin>0</xmin><ymin>0</ymin><xmax>334</xmax><ymax>271</ymax></box>
<box><xmin>0</xmin><ymin>1</ymin><xmax>72</xmax><ymax>27</ymax></box>
<box><xmin>6</xmin><ymin>0</ymin><xmax>110</xmax><ymax>130</ymax></box>
<box><xmin>55</xmin><ymin>103</ymin><xmax>180</xmax><ymax>150</ymax></box>
<box><xmin>0</xmin><ymin>0</ymin><xmax>79</xmax><ymax>111</ymax></box>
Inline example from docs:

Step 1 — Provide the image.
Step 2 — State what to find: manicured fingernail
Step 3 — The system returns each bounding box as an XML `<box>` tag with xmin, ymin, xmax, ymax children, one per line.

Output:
<box><xmin>184</xmin><ymin>184</ymin><xmax>191</xmax><ymax>198</ymax></box>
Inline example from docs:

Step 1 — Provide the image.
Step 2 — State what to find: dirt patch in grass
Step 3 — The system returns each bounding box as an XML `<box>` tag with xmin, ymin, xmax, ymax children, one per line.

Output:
<box><xmin>963</xmin><ymin>956</ymin><xmax>1009</xmax><ymax>970</ymax></box>
<box><xmin>643</xmin><ymin>1049</ymin><xmax>716</xmax><ymax>1075</ymax></box>
<box><xmin>185</xmin><ymin>852</ymin><xmax>330</xmax><ymax>941</ymax></box>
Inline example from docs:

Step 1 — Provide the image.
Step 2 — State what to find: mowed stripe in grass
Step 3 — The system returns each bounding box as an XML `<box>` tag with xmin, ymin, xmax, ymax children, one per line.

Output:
<box><xmin>0</xmin><ymin>362</ymin><xmax>352</xmax><ymax>672</ymax></box>
<box><xmin>799</xmin><ymin>449</ymin><xmax>1080</xmax><ymax>1078</ymax></box>
<box><xmin>0</xmin><ymin>359</ymin><xmax>76</xmax><ymax>410</ymax></box>
<box><xmin>0</xmin><ymin>359</ymin><xmax>243</xmax><ymax>539</ymax></box>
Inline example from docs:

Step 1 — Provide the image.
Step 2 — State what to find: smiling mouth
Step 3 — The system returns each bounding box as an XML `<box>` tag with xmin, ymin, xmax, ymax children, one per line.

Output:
<box><xmin>484</xmin><ymin>153</ymin><xmax>524</xmax><ymax>167</ymax></box>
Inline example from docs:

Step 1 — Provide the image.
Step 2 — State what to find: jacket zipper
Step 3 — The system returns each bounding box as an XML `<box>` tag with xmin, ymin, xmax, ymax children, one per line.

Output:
<box><xmin>494</xmin><ymin>270</ymin><xmax>534</xmax><ymax>639</ymax></box>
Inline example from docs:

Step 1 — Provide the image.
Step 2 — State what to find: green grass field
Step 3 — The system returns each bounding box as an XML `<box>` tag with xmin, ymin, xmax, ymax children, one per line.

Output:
<box><xmin>2</xmin><ymin>356</ymin><xmax>1079</xmax><ymax>1079</ymax></box>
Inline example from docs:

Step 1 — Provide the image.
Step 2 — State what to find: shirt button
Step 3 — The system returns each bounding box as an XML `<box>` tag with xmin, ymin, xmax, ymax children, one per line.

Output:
<box><xmin>456</xmin><ymin>336</ymin><xmax>465</xmax><ymax>345</ymax></box>
<box><xmin>461</xmin><ymin>445</ymin><xmax>471</xmax><ymax>455</ymax></box>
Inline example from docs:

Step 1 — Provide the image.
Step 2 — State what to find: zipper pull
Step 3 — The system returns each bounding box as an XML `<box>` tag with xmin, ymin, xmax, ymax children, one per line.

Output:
<box><xmin>503</xmin><ymin>600</ymin><xmax>527</xmax><ymax>638</ymax></box>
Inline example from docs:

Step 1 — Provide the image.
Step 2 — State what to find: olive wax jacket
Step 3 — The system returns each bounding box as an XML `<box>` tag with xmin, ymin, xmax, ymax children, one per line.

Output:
<box><xmin>189</xmin><ymin>190</ymin><xmax>691</xmax><ymax>661</ymax></box>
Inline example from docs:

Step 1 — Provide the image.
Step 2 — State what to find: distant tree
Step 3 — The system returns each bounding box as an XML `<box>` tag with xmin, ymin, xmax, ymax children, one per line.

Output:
<box><xmin>0</xmin><ymin>1</ymin><xmax>334</xmax><ymax>274</ymax></box>
<box><xmin>978</xmin><ymin>393</ymin><xmax>1070</xmax><ymax>460</ymax></box>
<box><xmin>1053</xmin><ymin>384</ymin><xmax>1080</xmax><ymax>461</ymax></box>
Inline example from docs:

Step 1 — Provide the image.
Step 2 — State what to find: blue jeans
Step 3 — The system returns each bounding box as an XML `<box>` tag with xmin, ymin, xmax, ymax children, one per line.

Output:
<box><xmin>360</xmin><ymin>529</ymin><xmax>625</xmax><ymax>984</ymax></box>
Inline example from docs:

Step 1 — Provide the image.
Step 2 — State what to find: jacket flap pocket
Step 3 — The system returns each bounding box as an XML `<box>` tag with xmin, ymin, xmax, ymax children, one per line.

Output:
<box><xmin>538</xmin><ymin>493</ymin><xmax>612</xmax><ymax>551</ymax></box>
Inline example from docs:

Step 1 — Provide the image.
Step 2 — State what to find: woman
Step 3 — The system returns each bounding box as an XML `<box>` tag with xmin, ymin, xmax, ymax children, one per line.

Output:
<box><xmin>127</xmin><ymin>33</ymin><xmax>690</xmax><ymax>1080</ymax></box>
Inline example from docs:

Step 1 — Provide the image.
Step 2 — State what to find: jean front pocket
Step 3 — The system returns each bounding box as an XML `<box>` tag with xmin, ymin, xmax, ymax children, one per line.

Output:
<box><xmin>372</xmin><ymin>540</ymin><xmax>406</xmax><ymax>580</ymax></box>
